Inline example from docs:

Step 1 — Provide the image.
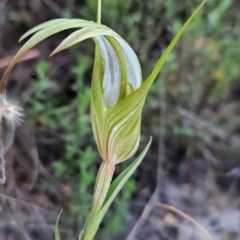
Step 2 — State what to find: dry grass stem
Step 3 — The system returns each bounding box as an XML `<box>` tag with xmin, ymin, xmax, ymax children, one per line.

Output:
<box><xmin>0</xmin><ymin>136</ymin><xmax>5</xmax><ymax>184</ymax></box>
<box><xmin>155</xmin><ymin>202</ymin><xmax>214</xmax><ymax>240</ymax></box>
<box><xmin>0</xmin><ymin>49</ymin><xmax>40</xmax><ymax>69</ymax></box>
<box><xmin>126</xmin><ymin>189</ymin><xmax>159</xmax><ymax>240</ymax></box>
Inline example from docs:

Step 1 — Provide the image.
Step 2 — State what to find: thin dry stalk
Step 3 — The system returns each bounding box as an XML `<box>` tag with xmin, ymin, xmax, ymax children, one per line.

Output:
<box><xmin>126</xmin><ymin>77</ymin><xmax>167</xmax><ymax>240</ymax></box>
<box><xmin>42</xmin><ymin>0</ymin><xmax>63</xmax><ymax>16</ymax></box>
<box><xmin>0</xmin><ymin>132</ymin><xmax>5</xmax><ymax>184</ymax></box>
<box><xmin>125</xmin><ymin>189</ymin><xmax>158</xmax><ymax>240</ymax></box>
<box><xmin>155</xmin><ymin>202</ymin><xmax>214</xmax><ymax>240</ymax></box>
<box><xmin>157</xmin><ymin>78</ymin><xmax>166</xmax><ymax>198</ymax></box>
<box><xmin>0</xmin><ymin>117</ymin><xmax>5</xmax><ymax>184</ymax></box>
<box><xmin>0</xmin><ymin>49</ymin><xmax>40</xmax><ymax>69</ymax></box>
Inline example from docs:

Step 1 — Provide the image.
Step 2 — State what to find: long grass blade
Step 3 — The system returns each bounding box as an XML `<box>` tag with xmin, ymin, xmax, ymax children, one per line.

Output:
<box><xmin>55</xmin><ymin>209</ymin><xmax>63</xmax><ymax>240</ymax></box>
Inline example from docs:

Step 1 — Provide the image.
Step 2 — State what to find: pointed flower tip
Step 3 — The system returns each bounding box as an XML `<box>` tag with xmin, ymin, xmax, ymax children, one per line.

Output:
<box><xmin>18</xmin><ymin>35</ymin><xmax>25</xmax><ymax>43</ymax></box>
<box><xmin>50</xmin><ymin>45</ymin><xmax>63</xmax><ymax>56</ymax></box>
<box><xmin>49</xmin><ymin>51</ymin><xmax>56</xmax><ymax>57</ymax></box>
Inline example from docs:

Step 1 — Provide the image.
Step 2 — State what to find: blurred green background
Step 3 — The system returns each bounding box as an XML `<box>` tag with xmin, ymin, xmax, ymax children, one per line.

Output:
<box><xmin>1</xmin><ymin>0</ymin><xmax>240</xmax><ymax>239</ymax></box>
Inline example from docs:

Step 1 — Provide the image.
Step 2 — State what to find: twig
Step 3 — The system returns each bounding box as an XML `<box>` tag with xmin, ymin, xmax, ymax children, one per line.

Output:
<box><xmin>158</xmin><ymin>101</ymin><xmax>240</xmax><ymax>146</ymax></box>
<box><xmin>197</xmin><ymin>143</ymin><xmax>218</xmax><ymax>164</ymax></box>
<box><xmin>7</xmin><ymin>220</ymin><xmax>32</xmax><ymax>240</ymax></box>
<box><xmin>0</xmin><ymin>49</ymin><xmax>40</xmax><ymax>69</ymax></box>
<box><xmin>125</xmin><ymin>189</ymin><xmax>159</xmax><ymax>240</ymax></box>
<box><xmin>155</xmin><ymin>202</ymin><xmax>214</xmax><ymax>240</ymax></box>
<box><xmin>126</xmin><ymin>78</ymin><xmax>167</xmax><ymax>240</ymax></box>
<box><xmin>0</xmin><ymin>0</ymin><xmax>8</xmax><ymax>53</ymax></box>
<box><xmin>0</xmin><ymin>192</ymin><xmax>45</xmax><ymax>210</ymax></box>
<box><xmin>0</xmin><ymin>110</ymin><xmax>5</xmax><ymax>184</ymax></box>
<box><xmin>176</xmin><ymin>106</ymin><xmax>240</xmax><ymax>146</ymax></box>
<box><xmin>12</xmin><ymin>128</ymin><xmax>39</xmax><ymax>193</ymax></box>
<box><xmin>157</xmin><ymin>79</ymin><xmax>166</xmax><ymax>198</ymax></box>
<box><xmin>0</xmin><ymin>132</ymin><xmax>5</xmax><ymax>184</ymax></box>
<box><xmin>41</xmin><ymin>0</ymin><xmax>63</xmax><ymax>17</ymax></box>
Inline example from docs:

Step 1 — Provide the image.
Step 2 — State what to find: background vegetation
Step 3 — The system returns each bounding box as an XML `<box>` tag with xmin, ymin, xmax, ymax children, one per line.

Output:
<box><xmin>1</xmin><ymin>0</ymin><xmax>240</xmax><ymax>239</ymax></box>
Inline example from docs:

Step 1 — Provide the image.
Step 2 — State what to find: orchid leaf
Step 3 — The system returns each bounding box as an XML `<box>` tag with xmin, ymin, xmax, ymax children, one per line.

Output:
<box><xmin>145</xmin><ymin>0</ymin><xmax>206</xmax><ymax>87</ymax></box>
<box><xmin>54</xmin><ymin>209</ymin><xmax>63</xmax><ymax>240</ymax></box>
<box><xmin>19</xmin><ymin>19</ymin><xmax>102</xmax><ymax>42</ymax></box>
<box><xmin>51</xmin><ymin>27</ymin><xmax>118</xmax><ymax>56</ymax></box>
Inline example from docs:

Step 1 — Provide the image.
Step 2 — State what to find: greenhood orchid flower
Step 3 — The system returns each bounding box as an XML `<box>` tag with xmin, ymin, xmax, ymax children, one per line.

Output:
<box><xmin>1</xmin><ymin>20</ymin><xmax>145</xmax><ymax>165</ymax></box>
<box><xmin>0</xmin><ymin>1</ymin><xmax>206</xmax><ymax>239</ymax></box>
<box><xmin>91</xmin><ymin>34</ymin><xmax>143</xmax><ymax>165</ymax></box>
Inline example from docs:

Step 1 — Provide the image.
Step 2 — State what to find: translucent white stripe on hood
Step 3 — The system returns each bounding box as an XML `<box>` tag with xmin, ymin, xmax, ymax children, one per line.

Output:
<box><xmin>115</xmin><ymin>36</ymin><xmax>142</xmax><ymax>92</ymax></box>
<box><xmin>95</xmin><ymin>36</ymin><xmax>121</xmax><ymax>108</ymax></box>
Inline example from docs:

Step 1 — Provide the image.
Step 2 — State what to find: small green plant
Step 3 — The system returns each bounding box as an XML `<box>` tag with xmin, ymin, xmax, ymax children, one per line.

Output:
<box><xmin>0</xmin><ymin>0</ymin><xmax>207</xmax><ymax>239</ymax></box>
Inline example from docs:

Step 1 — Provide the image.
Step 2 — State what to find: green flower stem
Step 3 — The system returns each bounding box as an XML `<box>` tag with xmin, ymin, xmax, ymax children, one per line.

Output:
<box><xmin>97</xmin><ymin>0</ymin><xmax>102</xmax><ymax>24</ymax></box>
<box><xmin>92</xmin><ymin>162</ymin><xmax>115</xmax><ymax>214</ymax></box>
<box><xmin>82</xmin><ymin>161</ymin><xmax>115</xmax><ymax>240</ymax></box>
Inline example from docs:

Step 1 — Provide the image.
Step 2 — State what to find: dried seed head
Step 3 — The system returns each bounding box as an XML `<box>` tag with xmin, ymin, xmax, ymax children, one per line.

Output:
<box><xmin>0</xmin><ymin>93</ymin><xmax>23</xmax><ymax>126</ymax></box>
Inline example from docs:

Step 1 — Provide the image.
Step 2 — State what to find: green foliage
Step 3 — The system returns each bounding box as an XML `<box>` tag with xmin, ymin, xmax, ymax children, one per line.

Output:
<box><xmin>55</xmin><ymin>210</ymin><xmax>63</xmax><ymax>240</ymax></box>
<box><xmin>24</xmin><ymin>60</ymin><xmax>57</xmax><ymax>124</ymax></box>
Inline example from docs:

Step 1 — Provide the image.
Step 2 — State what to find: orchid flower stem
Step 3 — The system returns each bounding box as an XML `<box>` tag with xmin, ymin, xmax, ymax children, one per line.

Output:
<box><xmin>91</xmin><ymin>162</ymin><xmax>115</xmax><ymax>214</ymax></box>
<box><xmin>97</xmin><ymin>0</ymin><xmax>102</xmax><ymax>24</ymax></box>
<box><xmin>81</xmin><ymin>162</ymin><xmax>115</xmax><ymax>240</ymax></box>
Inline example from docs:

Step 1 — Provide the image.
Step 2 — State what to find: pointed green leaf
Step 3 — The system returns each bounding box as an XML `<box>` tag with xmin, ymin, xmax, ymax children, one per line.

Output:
<box><xmin>19</xmin><ymin>19</ymin><xmax>71</xmax><ymax>42</ymax></box>
<box><xmin>145</xmin><ymin>0</ymin><xmax>206</xmax><ymax>87</ymax></box>
<box><xmin>19</xmin><ymin>19</ymin><xmax>101</xmax><ymax>42</ymax></box>
<box><xmin>55</xmin><ymin>209</ymin><xmax>63</xmax><ymax>240</ymax></box>
<box><xmin>51</xmin><ymin>27</ymin><xmax>117</xmax><ymax>56</ymax></box>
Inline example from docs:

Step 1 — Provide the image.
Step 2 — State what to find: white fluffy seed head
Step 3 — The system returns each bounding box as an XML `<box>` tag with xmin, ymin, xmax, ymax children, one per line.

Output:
<box><xmin>0</xmin><ymin>93</ymin><xmax>23</xmax><ymax>126</ymax></box>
